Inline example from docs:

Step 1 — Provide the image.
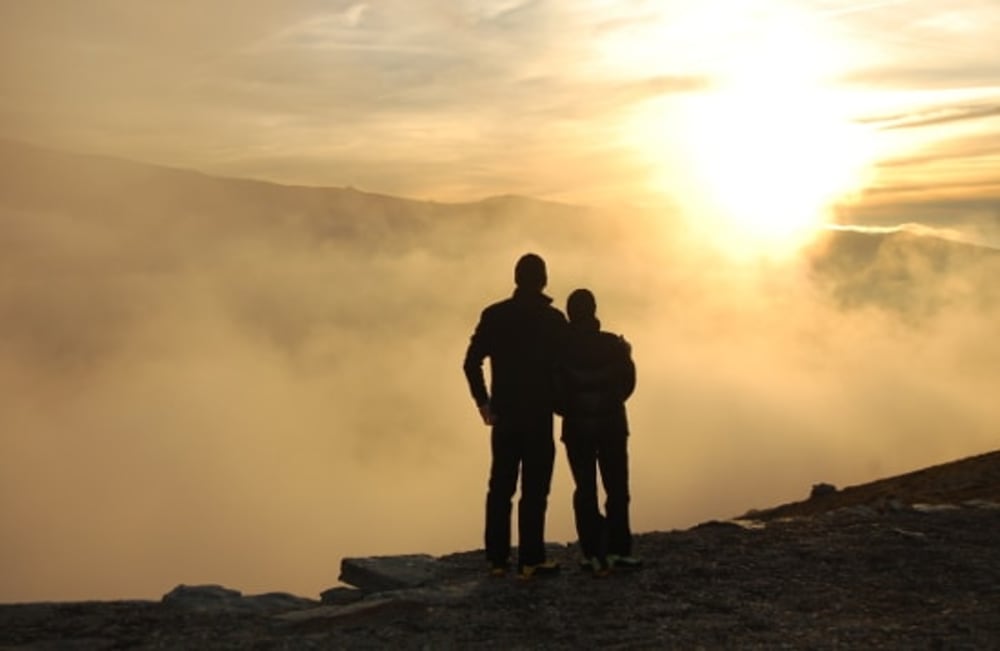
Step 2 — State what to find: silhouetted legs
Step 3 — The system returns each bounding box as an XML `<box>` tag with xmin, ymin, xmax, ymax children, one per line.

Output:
<box><xmin>565</xmin><ymin>436</ymin><xmax>605</xmax><ymax>560</ymax></box>
<box><xmin>598</xmin><ymin>433</ymin><xmax>632</xmax><ymax>556</ymax></box>
<box><xmin>565</xmin><ymin>432</ymin><xmax>631</xmax><ymax>560</ymax></box>
<box><xmin>485</xmin><ymin>414</ymin><xmax>555</xmax><ymax>569</ymax></box>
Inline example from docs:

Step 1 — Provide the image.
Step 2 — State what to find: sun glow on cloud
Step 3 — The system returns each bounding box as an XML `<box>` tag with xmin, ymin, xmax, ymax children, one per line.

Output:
<box><xmin>612</xmin><ymin>3</ymin><xmax>878</xmax><ymax>257</ymax></box>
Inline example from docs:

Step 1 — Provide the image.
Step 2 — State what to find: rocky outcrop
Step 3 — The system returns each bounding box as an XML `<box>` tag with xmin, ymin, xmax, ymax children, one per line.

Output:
<box><xmin>338</xmin><ymin>554</ymin><xmax>443</xmax><ymax>591</ymax></box>
<box><xmin>161</xmin><ymin>584</ymin><xmax>318</xmax><ymax>614</ymax></box>
<box><xmin>746</xmin><ymin>449</ymin><xmax>1000</xmax><ymax>521</ymax></box>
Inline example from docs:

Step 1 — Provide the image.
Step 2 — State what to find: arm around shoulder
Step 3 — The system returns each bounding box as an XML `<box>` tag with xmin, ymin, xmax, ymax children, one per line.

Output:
<box><xmin>618</xmin><ymin>335</ymin><xmax>636</xmax><ymax>402</ymax></box>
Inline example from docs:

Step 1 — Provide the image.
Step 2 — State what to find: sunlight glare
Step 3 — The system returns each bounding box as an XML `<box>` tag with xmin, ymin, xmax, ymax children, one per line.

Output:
<box><xmin>622</xmin><ymin>4</ymin><xmax>877</xmax><ymax>257</ymax></box>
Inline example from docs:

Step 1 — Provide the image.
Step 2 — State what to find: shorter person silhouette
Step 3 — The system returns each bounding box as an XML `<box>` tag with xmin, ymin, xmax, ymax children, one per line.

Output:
<box><xmin>556</xmin><ymin>288</ymin><xmax>641</xmax><ymax>575</ymax></box>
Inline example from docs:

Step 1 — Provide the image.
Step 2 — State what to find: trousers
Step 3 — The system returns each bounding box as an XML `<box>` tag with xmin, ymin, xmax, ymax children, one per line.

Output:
<box><xmin>564</xmin><ymin>430</ymin><xmax>632</xmax><ymax>559</ymax></box>
<box><xmin>484</xmin><ymin>413</ymin><xmax>555</xmax><ymax>568</ymax></box>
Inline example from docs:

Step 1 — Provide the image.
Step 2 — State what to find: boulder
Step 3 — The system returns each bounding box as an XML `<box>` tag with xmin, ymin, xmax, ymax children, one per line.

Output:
<box><xmin>339</xmin><ymin>554</ymin><xmax>442</xmax><ymax>591</ymax></box>
<box><xmin>243</xmin><ymin>592</ymin><xmax>318</xmax><ymax>614</ymax></box>
<box><xmin>320</xmin><ymin>586</ymin><xmax>366</xmax><ymax>605</ymax></box>
<box><xmin>161</xmin><ymin>585</ymin><xmax>316</xmax><ymax>614</ymax></box>
<box><xmin>162</xmin><ymin>585</ymin><xmax>243</xmax><ymax>611</ymax></box>
<box><xmin>810</xmin><ymin>483</ymin><xmax>837</xmax><ymax>499</ymax></box>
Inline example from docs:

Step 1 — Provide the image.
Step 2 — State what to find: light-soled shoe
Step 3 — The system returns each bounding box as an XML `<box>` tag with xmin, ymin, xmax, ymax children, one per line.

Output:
<box><xmin>586</xmin><ymin>556</ymin><xmax>610</xmax><ymax>578</ymax></box>
<box><xmin>518</xmin><ymin>560</ymin><xmax>561</xmax><ymax>580</ymax></box>
<box><xmin>607</xmin><ymin>554</ymin><xmax>643</xmax><ymax>570</ymax></box>
<box><xmin>488</xmin><ymin>563</ymin><xmax>508</xmax><ymax>578</ymax></box>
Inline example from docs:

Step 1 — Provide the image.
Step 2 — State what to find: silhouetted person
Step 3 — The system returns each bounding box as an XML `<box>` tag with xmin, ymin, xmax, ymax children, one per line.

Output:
<box><xmin>463</xmin><ymin>253</ymin><xmax>567</xmax><ymax>578</ymax></box>
<box><xmin>556</xmin><ymin>288</ymin><xmax>640</xmax><ymax>575</ymax></box>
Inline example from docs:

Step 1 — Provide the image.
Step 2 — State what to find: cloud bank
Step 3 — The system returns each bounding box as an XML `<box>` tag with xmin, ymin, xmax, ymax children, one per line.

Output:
<box><xmin>1</xmin><ymin>144</ymin><xmax>999</xmax><ymax>601</ymax></box>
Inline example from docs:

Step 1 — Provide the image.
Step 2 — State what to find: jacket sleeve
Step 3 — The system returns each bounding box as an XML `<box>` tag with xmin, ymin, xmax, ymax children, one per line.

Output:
<box><xmin>618</xmin><ymin>337</ymin><xmax>636</xmax><ymax>402</ymax></box>
<box><xmin>463</xmin><ymin>309</ymin><xmax>491</xmax><ymax>407</ymax></box>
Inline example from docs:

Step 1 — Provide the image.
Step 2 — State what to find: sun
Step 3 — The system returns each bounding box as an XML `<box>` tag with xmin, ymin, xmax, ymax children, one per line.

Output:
<box><xmin>617</xmin><ymin>5</ymin><xmax>876</xmax><ymax>257</ymax></box>
<box><xmin>674</xmin><ymin>81</ymin><xmax>873</xmax><ymax>257</ymax></box>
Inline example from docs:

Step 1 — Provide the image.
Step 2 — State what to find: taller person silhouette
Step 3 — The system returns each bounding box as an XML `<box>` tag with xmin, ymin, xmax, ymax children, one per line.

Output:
<box><xmin>463</xmin><ymin>253</ymin><xmax>567</xmax><ymax>579</ymax></box>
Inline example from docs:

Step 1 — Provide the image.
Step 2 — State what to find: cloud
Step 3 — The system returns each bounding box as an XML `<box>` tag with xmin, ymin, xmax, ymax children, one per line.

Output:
<box><xmin>828</xmin><ymin>0</ymin><xmax>1000</xmax><ymax>97</ymax></box>
<box><xmin>862</xmin><ymin>103</ymin><xmax>1000</xmax><ymax>131</ymax></box>
<box><xmin>0</xmin><ymin>1</ymin><xmax>711</xmax><ymax>205</ymax></box>
<box><xmin>836</xmin><ymin>193</ymin><xmax>1000</xmax><ymax>248</ymax></box>
<box><xmin>342</xmin><ymin>2</ymin><xmax>369</xmax><ymax>28</ymax></box>
<box><xmin>843</xmin><ymin>65</ymin><xmax>1000</xmax><ymax>90</ymax></box>
<box><xmin>469</xmin><ymin>0</ymin><xmax>539</xmax><ymax>24</ymax></box>
<box><xmin>847</xmin><ymin>100</ymin><xmax>1000</xmax><ymax>239</ymax></box>
<box><xmin>2</xmin><ymin>145</ymin><xmax>1000</xmax><ymax>601</ymax></box>
<box><xmin>874</xmin><ymin>132</ymin><xmax>1000</xmax><ymax>167</ymax></box>
<box><xmin>1</xmin><ymin>0</ymin><xmax>999</xmax><ymax>211</ymax></box>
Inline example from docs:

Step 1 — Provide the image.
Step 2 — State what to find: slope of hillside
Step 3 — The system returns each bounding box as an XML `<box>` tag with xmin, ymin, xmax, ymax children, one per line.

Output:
<box><xmin>744</xmin><ymin>449</ymin><xmax>1000</xmax><ymax>520</ymax></box>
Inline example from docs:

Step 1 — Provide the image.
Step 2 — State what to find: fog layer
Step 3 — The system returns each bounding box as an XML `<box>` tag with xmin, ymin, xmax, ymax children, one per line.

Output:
<box><xmin>2</xmin><ymin>141</ymin><xmax>998</xmax><ymax>601</ymax></box>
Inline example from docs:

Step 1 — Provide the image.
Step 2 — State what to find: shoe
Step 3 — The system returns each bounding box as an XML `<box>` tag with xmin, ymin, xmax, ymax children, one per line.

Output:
<box><xmin>585</xmin><ymin>556</ymin><xmax>610</xmax><ymax>578</ymax></box>
<box><xmin>488</xmin><ymin>563</ymin><xmax>508</xmax><ymax>578</ymax></box>
<box><xmin>518</xmin><ymin>560</ymin><xmax>561</xmax><ymax>580</ymax></box>
<box><xmin>607</xmin><ymin>554</ymin><xmax>643</xmax><ymax>570</ymax></box>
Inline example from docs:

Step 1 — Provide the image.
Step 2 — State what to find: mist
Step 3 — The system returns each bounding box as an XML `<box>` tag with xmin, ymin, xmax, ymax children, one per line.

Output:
<box><xmin>2</xmin><ymin>143</ymin><xmax>999</xmax><ymax>602</ymax></box>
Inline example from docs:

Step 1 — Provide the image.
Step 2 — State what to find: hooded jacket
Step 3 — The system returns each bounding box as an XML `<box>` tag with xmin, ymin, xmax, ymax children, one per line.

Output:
<box><xmin>556</xmin><ymin>318</ymin><xmax>636</xmax><ymax>439</ymax></box>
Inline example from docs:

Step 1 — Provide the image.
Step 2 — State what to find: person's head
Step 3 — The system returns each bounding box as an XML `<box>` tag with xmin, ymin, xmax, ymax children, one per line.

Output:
<box><xmin>514</xmin><ymin>253</ymin><xmax>547</xmax><ymax>291</ymax></box>
<box><xmin>566</xmin><ymin>288</ymin><xmax>597</xmax><ymax>324</ymax></box>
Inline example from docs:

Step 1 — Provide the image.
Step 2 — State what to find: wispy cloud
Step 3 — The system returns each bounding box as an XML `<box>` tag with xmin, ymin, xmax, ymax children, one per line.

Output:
<box><xmin>862</xmin><ymin>103</ymin><xmax>1000</xmax><ymax>130</ymax></box>
<box><xmin>875</xmin><ymin>132</ymin><xmax>1000</xmax><ymax>167</ymax></box>
<box><xmin>825</xmin><ymin>221</ymin><xmax>977</xmax><ymax>243</ymax></box>
<box><xmin>843</xmin><ymin>65</ymin><xmax>1000</xmax><ymax>90</ymax></box>
<box><xmin>815</xmin><ymin>0</ymin><xmax>913</xmax><ymax>20</ymax></box>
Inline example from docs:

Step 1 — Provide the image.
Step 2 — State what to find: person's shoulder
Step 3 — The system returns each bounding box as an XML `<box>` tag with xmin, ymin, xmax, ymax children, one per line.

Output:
<box><xmin>544</xmin><ymin>303</ymin><xmax>567</xmax><ymax>321</ymax></box>
<box><xmin>481</xmin><ymin>296</ymin><xmax>514</xmax><ymax>316</ymax></box>
<box><xmin>599</xmin><ymin>331</ymin><xmax>632</xmax><ymax>354</ymax></box>
<box><xmin>527</xmin><ymin>293</ymin><xmax>565</xmax><ymax>323</ymax></box>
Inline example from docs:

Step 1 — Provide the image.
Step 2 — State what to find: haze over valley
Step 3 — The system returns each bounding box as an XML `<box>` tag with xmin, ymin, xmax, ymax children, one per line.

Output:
<box><xmin>2</xmin><ymin>139</ymin><xmax>998</xmax><ymax>602</ymax></box>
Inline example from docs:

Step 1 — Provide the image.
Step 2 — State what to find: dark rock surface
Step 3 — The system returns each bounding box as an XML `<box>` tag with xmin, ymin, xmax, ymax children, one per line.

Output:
<box><xmin>3</xmin><ymin>451</ymin><xmax>1000</xmax><ymax>649</ymax></box>
<box><xmin>160</xmin><ymin>585</ymin><xmax>318</xmax><ymax>615</ymax></box>
<box><xmin>339</xmin><ymin>554</ymin><xmax>442</xmax><ymax>591</ymax></box>
<box><xmin>746</xmin><ymin>450</ymin><xmax>1000</xmax><ymax>521</ymax></box>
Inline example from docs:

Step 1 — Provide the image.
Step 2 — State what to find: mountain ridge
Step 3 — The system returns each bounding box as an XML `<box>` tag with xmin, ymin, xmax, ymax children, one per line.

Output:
<box><xmin>0</xmin><ymin>137</ymin><xmax>598</xmax><ymax>257</ymax></box>
<box><xmin>0</xmin><ymin>137</ymin><xmax>583</xmax><ymax>213</ymax></box>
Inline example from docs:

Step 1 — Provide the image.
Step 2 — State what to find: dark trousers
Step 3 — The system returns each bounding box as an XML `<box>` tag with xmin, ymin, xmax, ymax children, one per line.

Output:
<box><xmin>484</xmin><ymin>414</ymin><xmax>555</xmax><ymax>569</ymax></box>
<box><xmin>564</xmin><ymin>431</ymin><xmax>632</xmax><ymax>559</ymax></box>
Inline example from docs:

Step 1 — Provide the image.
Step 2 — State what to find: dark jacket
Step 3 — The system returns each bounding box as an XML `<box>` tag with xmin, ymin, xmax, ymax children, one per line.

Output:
<box><xmin>464</xmin><ymin>288</ymin><xmax>568</xmax><ymax>420</ymax></box>
<box><xmin>556</xmin><ymin>319</ymin><xmax>635</xmax><ymax>439</ymax></box>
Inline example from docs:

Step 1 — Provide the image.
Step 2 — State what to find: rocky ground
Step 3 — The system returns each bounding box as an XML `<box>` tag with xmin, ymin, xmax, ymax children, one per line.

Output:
<box><xmin>3</xmin><ymin>451</ymin><xmax>999</xmax><ymax>650</ymax></box>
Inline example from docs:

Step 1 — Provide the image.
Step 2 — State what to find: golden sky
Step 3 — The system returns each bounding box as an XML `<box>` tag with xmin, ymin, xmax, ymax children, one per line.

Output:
<box><xmin>2</xmin><ymin>1</ymin><xmax>999</xmax><ymax>243</ymax></box>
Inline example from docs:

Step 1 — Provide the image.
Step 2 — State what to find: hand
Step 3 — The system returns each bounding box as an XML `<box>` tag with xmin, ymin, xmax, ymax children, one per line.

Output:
<box><xmin>478</xmin><ymin>404</ymin><xmax>495</xmax><ymax>426</ymax></box>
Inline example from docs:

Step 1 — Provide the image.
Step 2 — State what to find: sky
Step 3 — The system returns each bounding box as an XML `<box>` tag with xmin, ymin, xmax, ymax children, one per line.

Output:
<box><xmin>1</xmin><ymin>1</ymin><xmax>1000</xmax><ymax>603</ymax></box>
<box><xmin>2</xmin><ymin>0</ymin><xmax>999</xmax><ymax>247</ymax></box>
